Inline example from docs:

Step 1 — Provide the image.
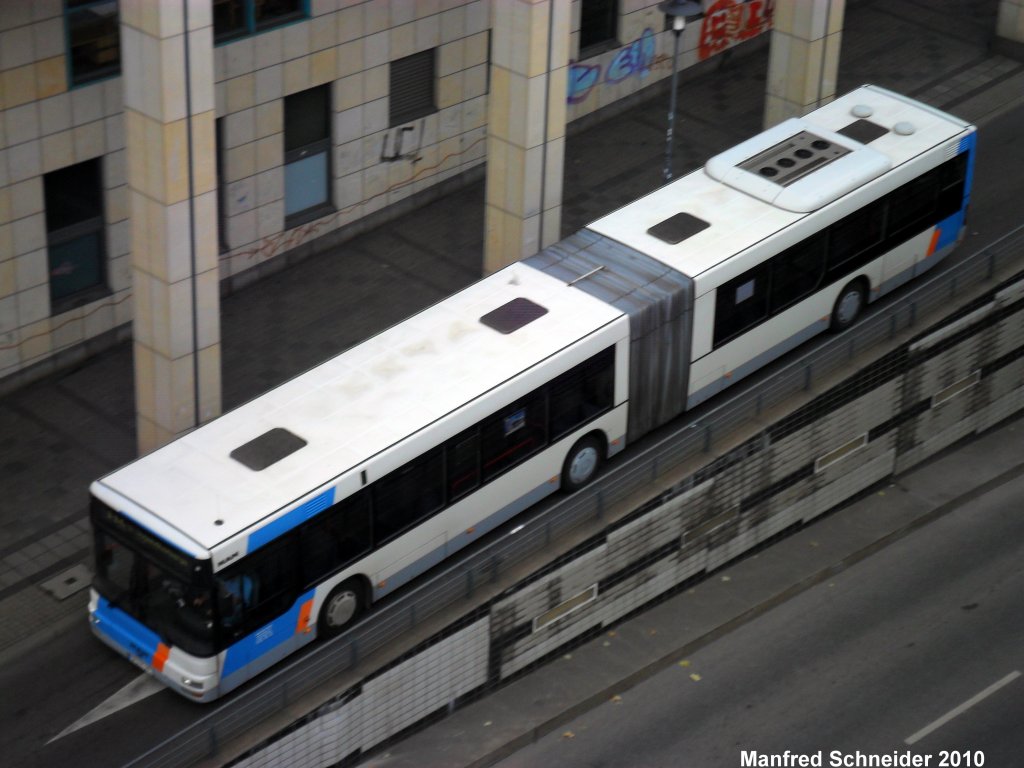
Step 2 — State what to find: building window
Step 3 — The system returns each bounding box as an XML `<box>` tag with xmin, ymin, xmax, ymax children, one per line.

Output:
<box><xmin>213</xmin><ymin>0</ymin><xmax>308</xmax><ymax>44</ymax></box>
<box><xmin>44</xmin><ymin>159</ymin><xmax>108</xmax><ymax>310</ymax></box>
<box><xmin>390</xmin><ymin>50</ymin><xmax>437</xmax><ymax>127</ymax></box>
<box><xmin>284</xmin><ymin>84</ymin><xmax>332</xmax><ymax>227</ymax></box>
<box><xmin>65</xmin><ymin>0</ymin><xmax>121</xmax><ymax>86</ymax></box>
<box><xmin>580</xmin><ymin>0</ymin><xmax>618</xmax><ymax>55</ymax></box>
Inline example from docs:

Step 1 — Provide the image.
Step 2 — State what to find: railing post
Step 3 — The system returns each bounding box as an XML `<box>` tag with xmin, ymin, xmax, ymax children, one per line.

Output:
<box><xmin>595</xmin><ymin>489</ymin><xmax>605</xmax><ymax>520</ymax></box>
<box><xmin>909</xmin><ymin>302</ymin><xmax>917</xmax><ymax>327</ymax></box>
<box><xmin>803</xmin><ymin>363</ymin><xmax>813</xmax><ymax>391</ymax></box>
<box><xmin>987</xmin><ymin>248</ymin><xmax>996</xmax><ymax>279</ymax></box>
<box><xmin>466</xmin><ymin>569</ymin><xmax>475</xmax><ymax>598</ymax></box>
<box><xmin>703</xmin><ymin>424</ymin><xmax>713</xmax><ymax>452</ymax></box>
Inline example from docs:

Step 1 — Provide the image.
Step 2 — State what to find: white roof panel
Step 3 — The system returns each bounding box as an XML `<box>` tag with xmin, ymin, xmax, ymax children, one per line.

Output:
<box><xmin>587</xmin><ymin>84</ymin><xmax>973</xmax><ymax>280</ymax></box>
<box><xmin>99</xmin><ymin>264</ymin><xmax>624</xmax><ymax>550</ymax></box>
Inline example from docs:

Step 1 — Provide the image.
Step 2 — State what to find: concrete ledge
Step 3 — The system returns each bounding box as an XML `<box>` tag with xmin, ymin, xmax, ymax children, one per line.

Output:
<box><xmin>992</xmin><ymin>35</ymin><xmax>1024</xmax><ymax>62</ymax></box>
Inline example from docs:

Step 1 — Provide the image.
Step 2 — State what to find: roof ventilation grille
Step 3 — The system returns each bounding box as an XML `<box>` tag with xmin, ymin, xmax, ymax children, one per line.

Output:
<box><xmin>737</xmin><ymin>130</ymin><xmax>850</xmax><ymax>187</ymax></box>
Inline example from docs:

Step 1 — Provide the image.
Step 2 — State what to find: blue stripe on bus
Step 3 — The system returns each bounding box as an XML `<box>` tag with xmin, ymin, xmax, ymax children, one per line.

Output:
<box><xmin>934</xmin><ymin>209</ymin><xmax>966</xmax><ymax>252</ymax></box>
<box><xmin>221</xmin><ymin>588</ymin><xmax>316</xmax><ymax>678</ymax></box>
<box><xmin>94</xmin><ymin>596</ymin><xmax>163</xmax><ymax>664</ymax></box>
<box><xmin>246</xmin><ymin>488</ymin><xmax>334</xmax><ymax>553</ymax></box>
<box><xmin>959</xmin><ymin>133</ymin><xmax>976</xmax><ymax>203</ymax></box>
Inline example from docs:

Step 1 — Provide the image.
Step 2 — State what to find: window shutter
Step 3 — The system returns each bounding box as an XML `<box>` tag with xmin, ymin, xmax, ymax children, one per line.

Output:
<box><xmin>389</xmin><ymin>50</ymin><xmax>437</xmax><ymax>127</ymax></box>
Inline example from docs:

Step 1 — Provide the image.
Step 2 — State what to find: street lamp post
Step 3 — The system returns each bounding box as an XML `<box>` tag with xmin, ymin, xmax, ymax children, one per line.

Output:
<box><xmin>658</xmin><ymin>0</ymin><xmax>702</xmax><ymax>182</ymax></box>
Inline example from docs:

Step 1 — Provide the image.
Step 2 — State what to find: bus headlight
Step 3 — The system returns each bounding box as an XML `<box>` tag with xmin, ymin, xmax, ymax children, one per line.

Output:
<box><xmin>181</xmin><ymin>677</ymin><xmax>204</xmax><ymax>690</ymax></box>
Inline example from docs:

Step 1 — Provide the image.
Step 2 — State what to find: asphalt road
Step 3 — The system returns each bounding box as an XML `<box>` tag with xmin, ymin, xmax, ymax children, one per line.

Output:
<box><xmin>494</xmin><ymin>473</ymin><xmax>1024</xmax><ymax>768</ymax></box>
<box><xmin>1</xmin><ymin>93</ymin><xmax>1022</xmax><ymax>768</ymax></box>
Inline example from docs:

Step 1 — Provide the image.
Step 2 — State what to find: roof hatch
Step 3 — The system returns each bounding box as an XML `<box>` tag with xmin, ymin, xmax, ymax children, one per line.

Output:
<box><xmin>647</xmin><ymin>212</ymin><xmax>710</xmax><ymax>244</ymax></box>
<box><xmin>480</xmin><ymin>297</ymin><xmax>548</xmax><ymax>334</ymax></box>
<box><xmin>231</xmin><ymin>428</ymin><xmax>307</xmax><ymax>471</ymax></box>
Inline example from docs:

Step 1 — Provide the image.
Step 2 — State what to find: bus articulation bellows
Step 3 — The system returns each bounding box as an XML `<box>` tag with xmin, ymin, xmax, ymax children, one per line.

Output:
<box><xmin>89</xmin><ymin>85</ymin><xmax>975</xmax><ymax>700</ymax></box>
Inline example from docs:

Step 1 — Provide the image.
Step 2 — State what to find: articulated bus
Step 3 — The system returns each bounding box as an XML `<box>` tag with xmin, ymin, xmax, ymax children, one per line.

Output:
<box><xmin>89</xmin><ymin>86</ymin><xmax>975</xmax><ymax>700</ymax></box>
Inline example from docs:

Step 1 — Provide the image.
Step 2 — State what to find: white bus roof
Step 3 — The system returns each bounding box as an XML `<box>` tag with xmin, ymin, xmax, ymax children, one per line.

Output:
<box><xmin>96</xmin><ymin>265</ymin><xmax>624</xmax><ymax>551</ymax></box>
<box><xmin>587</xmin><ymin>84</ymin><xmax>973</xmax><ymax>280</ymax></box>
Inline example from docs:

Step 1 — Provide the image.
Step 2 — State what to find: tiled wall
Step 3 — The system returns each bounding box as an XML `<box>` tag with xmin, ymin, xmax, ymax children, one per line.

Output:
<box><xmin>0</xmin><ymin>0</ymin><xmax>132</xmax><ymax>382</ymax></box>
<box><xmin>0</xmin><ymin>0</ymin><xmax>771</xmax><ymax>386</ymax></box>
<box><xmin>216</xmin><ymin>0</ymin><xmax>493</xmax><ymax>281</ymax></box>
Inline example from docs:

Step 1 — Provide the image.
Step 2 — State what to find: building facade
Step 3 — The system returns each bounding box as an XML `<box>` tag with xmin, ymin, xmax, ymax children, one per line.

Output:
<box><xmin>0</xmin><ymin>0</ymin><xmax>774</xmax><ymax>391</ymax></box>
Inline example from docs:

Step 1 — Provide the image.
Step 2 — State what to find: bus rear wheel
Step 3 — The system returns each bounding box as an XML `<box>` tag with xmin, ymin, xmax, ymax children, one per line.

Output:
<box><xmin>562</xmin><ymin>434</ymin><xmax>603</xmax><ymax>492</ymax></box>
<box><xmin>318</xmin><ymin>578</ymin><xmax>365</xmax><ymax>638</ymax></box>
<box><xmin>831</xmin><ymin>280</ymin><xmax>867</xmax><ymax>332</ymax></box>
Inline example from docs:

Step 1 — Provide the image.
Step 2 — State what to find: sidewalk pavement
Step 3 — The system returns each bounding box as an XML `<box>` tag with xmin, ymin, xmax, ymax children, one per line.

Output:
<box><xmin>0</xmin><ymin>0</ymin><xmax>1021</xmax><ymax>688</ymax></box>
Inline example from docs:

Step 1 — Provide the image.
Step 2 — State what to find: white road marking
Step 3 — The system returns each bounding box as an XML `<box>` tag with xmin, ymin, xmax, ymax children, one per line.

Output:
<box><xmin>905</xmin><ymin>670</ymin><xmax>1021</xmax><ymax>745</ymax></box>
<box><xmin>47</xmin><ymin>672</ymin><xmax>164</xmax><ymax>744</ymax></box>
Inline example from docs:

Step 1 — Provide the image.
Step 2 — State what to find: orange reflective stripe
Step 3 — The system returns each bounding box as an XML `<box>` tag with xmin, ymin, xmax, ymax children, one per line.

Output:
<box><xmin>152</xmin><ymin>642</ymin><xmax>170</xmax><ymax>672</ymax></box>
<box><xmin>927</xmin><ymin>228</ymin><xmax>941</xmax><ymax>256</ymax></box>
<box><xmin>296</xmin><ymin>599</ymin><xmax>314</xmax><ymax>634</ymax></box>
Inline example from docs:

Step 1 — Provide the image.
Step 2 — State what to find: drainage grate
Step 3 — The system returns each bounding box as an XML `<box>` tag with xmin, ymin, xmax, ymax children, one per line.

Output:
<box><xmin>40</xmin><ymin>564</ymin><xmax>92</xmax><ymax>601</ymax></box>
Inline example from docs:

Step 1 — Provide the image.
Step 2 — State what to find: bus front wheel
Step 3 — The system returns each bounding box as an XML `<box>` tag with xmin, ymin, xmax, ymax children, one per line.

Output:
<box><xmin>318</xmin><ymin>578</ymin><xmax>365</xmax><ymax>638</ymax></box>
<box><xmin>562</xmin><ymin>434</ymin><xmax>604</xmax><ymax>492</ymax></box>
<box><xmin>831</xmin><ymin>280</ymin><xmax>867</xmax><ymax>332</ymax></box>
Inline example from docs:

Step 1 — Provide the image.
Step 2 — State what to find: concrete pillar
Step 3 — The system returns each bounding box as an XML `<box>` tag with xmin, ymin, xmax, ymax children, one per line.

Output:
<box><xmin>994</xmin><ymin>0</ymin><xmax>1024</xmax><ymax>60</ymax></box>
<box><xmin>483</xmin><ymin>0</ymin><xmax>570</xmax><ymax>274</ymax></box>
<box><xmin>121</xmin><ymin>0</ymin><xmax>221</xmax><ymax>453</ymax></box>
<box><xmin>764</xmin><ymin>0</ymin><xmax>845</xmax><ymax>128</ymax></box>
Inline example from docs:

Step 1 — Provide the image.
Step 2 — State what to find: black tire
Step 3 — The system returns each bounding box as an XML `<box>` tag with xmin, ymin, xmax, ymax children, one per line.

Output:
<box><xmin>830</xmin><ymin>280</ymin><xmax>867</xmax><ymax>332</ymax></box>
<box><xmin>317</xmin><ymin>578</ymin><xmax>365</xmax><ymax>638</ymax></box>
<box><xmin>561</xmin><ymin>435</ymin><xmax>603</xmax><ymax>492</ymax></box>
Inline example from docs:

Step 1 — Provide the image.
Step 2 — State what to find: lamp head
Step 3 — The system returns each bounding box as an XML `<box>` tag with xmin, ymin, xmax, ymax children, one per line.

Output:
<box><xmin>657</xmin><ymin>0</ymin><xmax>704</xmax><ymax>20</ymax></box>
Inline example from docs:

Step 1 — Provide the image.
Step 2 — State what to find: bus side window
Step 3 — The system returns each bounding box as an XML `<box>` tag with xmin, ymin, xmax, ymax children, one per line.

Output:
<box><xmin>372</xmin><ymin>449</ymin><xmax>444</xmax><ymax>544</ymax></box>
<box><xmin>480</xmin><ymin>391</ymin><xmax>547</xmax><ymax>481</ymax></box>
<box><xmin>885</xmin><ymin>168</ymin><xmax>941</xmax><ymax>243</ymax></box>
<box><xmin>549</xmin><ymin>347</ymin><xmax>615</xmax><ymax>439</ymax></box>
<box><xmin>446</xmin><ymin>431</ymin><xmax>481</xmax><ymax>503</ymax></box>
<box><xmin>300</xmin><ymin>491</ymin><xmax>372</xmax><ymax>586</ymax></box>
<box><xmin>771</xmin><ymin>234</ymin><xmax>826</xmax><ymax>313</ymax></box>
<box><xmin>936</xmin><ymin>152</ymin><xmax>968</xmax><ymax>220</ymax></box>
<box><xmin>826</xmin><ymin>202</ymin><xmax>885</xmax><ymax>280</ymax></box>
<box><xmin>713</xmin><ymin>262</ymin><xmax>771</xmax><ymax>347</ymax></box>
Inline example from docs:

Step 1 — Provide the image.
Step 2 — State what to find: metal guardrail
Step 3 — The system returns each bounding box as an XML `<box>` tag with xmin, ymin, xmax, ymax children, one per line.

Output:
<box><xmin>126</xmin><ymin>225</ymin><xmax>1024</xmax><ymax>768</ymax></box>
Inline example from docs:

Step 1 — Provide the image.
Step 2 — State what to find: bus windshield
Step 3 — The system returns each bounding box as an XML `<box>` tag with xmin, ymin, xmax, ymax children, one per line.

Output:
<box><xmin>91</xmin><ymin>499</ymin><xmax>216</xmax><ymax>657</ymax></box>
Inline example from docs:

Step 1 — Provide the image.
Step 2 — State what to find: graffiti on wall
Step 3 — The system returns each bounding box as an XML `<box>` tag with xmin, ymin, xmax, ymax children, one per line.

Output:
<box><xmin>568</xmin><ymin>28</ymin><xmax>661</xmax><ymax>104</ymax></box>
<box><xmin>567</xmin><ymin>1</ymin><xmax>775</xmax><ymax>105</ymax></box>
<box><xmin>606</xmin><ymin>27</ymin><xmax>657</xmax><ymax>84</ymax></box>
<box><xmin>380</xmin><ymin>123</ymin><xmax>423</xmax><ymax>163</ymax></box>
<box><xmin>698</xmin><ymin>0</ymin><xmax>774</xmax><ymax>61</ymax></box>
